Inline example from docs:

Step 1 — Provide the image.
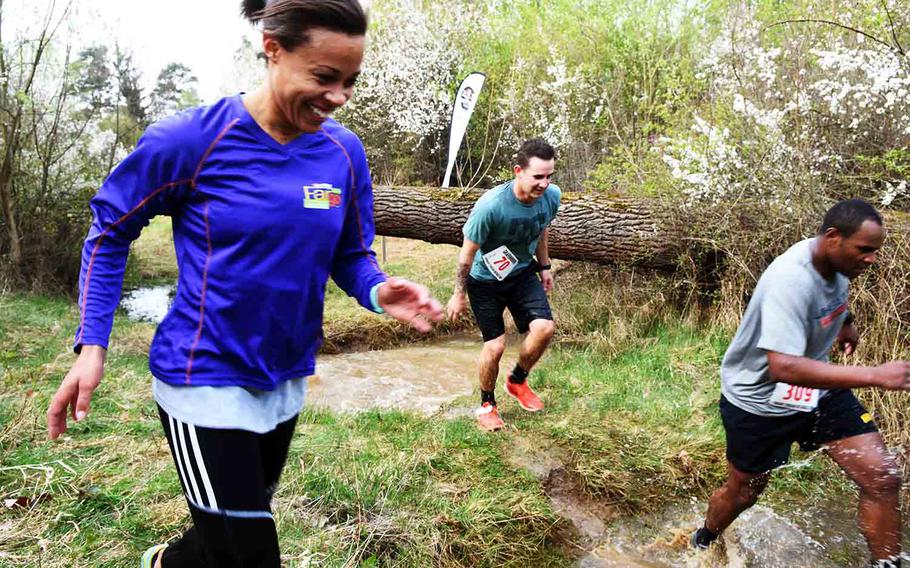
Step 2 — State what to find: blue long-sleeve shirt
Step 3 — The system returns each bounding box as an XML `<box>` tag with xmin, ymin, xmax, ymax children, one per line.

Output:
<box><xmin>75</xmin><ymin>95</ymin><xmax>386</xmax><ymax>390</ymax></box>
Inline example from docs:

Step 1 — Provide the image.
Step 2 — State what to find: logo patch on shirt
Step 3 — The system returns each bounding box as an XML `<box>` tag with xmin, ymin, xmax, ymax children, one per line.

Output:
<box><xmin>819</xmin><ymin>302</ymin><xmax>847</xmax><ymax>328</ymax></box>
<box><xmin>303</xmin><ymin>183</ymin><xmax>342</xmax><ymax>210</ymax></box>
<box><xmin>861</xmin><ymin>412</ymin><xmax>873</xmax><ymax>423</ymax></box>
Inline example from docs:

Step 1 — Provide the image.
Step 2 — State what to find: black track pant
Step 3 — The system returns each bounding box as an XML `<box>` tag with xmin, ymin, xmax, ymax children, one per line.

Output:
<box><xmin>156</xmin><ymin>405</ymin><xmax>297</xmax><ymax>567</ymax></box>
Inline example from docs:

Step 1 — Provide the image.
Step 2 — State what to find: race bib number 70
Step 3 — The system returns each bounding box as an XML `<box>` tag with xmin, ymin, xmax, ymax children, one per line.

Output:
<box><xmin>482</xmin><ymin>245</ymin><xmax>519</xmax><ymax>281</ymax></box>
<box><xmin>769</xmin><ymin>382</ymin><xmax>818</xmax><ymax>412</ymax></box>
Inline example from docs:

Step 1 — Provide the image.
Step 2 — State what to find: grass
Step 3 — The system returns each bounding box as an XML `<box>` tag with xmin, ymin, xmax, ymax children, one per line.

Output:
<box><xmin>1</xmin><ymin>224</ymin><xmax>897</xmax><ymax>566</ymax></box>
<box><xmin>0</xmin><ymin>287</ymin><xmax>867</xmax><ymax>567</ymax></box>
<box><xmin>0</xmin><ymin>293</ymin><xmax>566</xmax><ymax>567</ymax></box>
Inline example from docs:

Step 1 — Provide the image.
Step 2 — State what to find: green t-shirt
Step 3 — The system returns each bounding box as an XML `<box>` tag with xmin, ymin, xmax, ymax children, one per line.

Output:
<box><xmin>463</xmin><ymin>180</ymin><xmax>561</xmax><ymax>281</ymax></box>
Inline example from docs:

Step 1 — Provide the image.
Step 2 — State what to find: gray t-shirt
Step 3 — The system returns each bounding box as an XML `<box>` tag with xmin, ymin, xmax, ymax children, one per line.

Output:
<box><xmin>721</xmin><ymin>238</ymin><xmax>849</xmax><ymax>417</ymax></box>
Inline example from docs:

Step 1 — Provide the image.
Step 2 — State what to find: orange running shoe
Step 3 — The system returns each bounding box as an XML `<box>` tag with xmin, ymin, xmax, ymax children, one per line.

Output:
<box><xmin>476</xmin><ymin>402</ymin><xmax>505</xmax><ymax>431</ymax></box>
<box><xmin>506</xmin><ymin>379</ymin><xmax>544</xmax><ymax>411</ymax></box>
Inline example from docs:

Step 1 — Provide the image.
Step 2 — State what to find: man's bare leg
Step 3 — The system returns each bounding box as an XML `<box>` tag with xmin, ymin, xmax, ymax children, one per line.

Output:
<box><xmin>826</xmin><ymin>432</ymin><xmax>902</xmax><ymax>562</ymax></box>
<box><xmin>505</xmin><ymin>319</ymin><xmax>555</xmax><ymax>412</ymax></box>
<box><xmin>476</xmin><ymin>334</ymin><xmax>507</xmax><ymax>430</ymax></box>
<box><xmin>697</xmin><ymin>462</ymin><xmax>771</xmax><ymax>547</ymax></box>
<box><xmin>479</xmin><ymin>334</ymin><xmax>506</xmax><ymax>395</ymax></box>
<box><xmin>516</xmin><ymin>318</ymin><xmax>555</xmax><ymax>373</ymax></box>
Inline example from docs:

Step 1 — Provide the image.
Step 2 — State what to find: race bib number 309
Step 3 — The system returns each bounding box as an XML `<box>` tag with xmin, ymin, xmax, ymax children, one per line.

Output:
<box><xmin>769</xmin><ymin>382</ymin><xmax>818</xmax><ymax>412</ymax></box>
<box><xmin>482</xmin><ymin>245</ymin><xmax>519</xmax><ymax>281</ymax></box>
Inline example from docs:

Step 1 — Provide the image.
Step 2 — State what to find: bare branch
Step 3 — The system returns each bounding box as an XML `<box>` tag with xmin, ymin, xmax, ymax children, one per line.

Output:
<box><xmin>0</xmin><ymin>0</ymin><xmax>7</xmax><ymax>79</ymax></box>
<box><xmin>880</xmin><ymin>0</ymin><xmax>905</xmax><ymax>56</ymax></box>
<box><xmin>763</xmin><ymin>18</ymin><xmax>899</xmax><ymax>54</ymax></box>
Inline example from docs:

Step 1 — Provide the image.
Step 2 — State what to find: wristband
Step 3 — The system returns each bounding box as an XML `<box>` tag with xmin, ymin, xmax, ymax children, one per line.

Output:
<box><xmin>843</xmin><ymin>310</ymin><xmax>854</xmax><ymax>326</ymax></box>
<box><xmin>538</xmin><ymin>263</ymin><xmax>551</xmax><ymax>271</ymax></box>
<box><xmin>370</xmin><ymin>281</ymin><xmax>386</xmax><ymax>314</ymax></box>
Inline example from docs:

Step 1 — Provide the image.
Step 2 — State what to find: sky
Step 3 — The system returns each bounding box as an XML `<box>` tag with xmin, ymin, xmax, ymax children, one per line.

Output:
<box><xmin>4</xmin><ymin>0</ymin><xmax>263</xmax><ymax>102</ymax></box>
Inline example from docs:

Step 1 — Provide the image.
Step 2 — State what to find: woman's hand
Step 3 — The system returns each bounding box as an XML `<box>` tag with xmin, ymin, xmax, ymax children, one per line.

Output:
<box><xmin>377</xmin><ymin>277</ymin><xmax>443</xmax><ymax>332</ymax></box>
<box><xmin>47</xmin><ymin>345</ymin><xmax>106</xmax><ymax>440</ymax></box>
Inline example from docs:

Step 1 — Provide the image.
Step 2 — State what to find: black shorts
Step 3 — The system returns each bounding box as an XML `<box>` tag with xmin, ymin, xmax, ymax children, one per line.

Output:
<box><xmin>467</xmin><ymin>266</ymin><xmax>553</xmax><ymax>342</ymax></box>
<box><xmin>720</xmin><ymin>390</ymin><xmax>878</xmax><ymax>474</ymax></box>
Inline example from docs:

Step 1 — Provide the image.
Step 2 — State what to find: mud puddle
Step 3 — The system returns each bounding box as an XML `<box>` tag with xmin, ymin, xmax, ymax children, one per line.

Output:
<box><xmin>506</xmin><ymin>441</ymin><xmax>874</xmax><ymax>567</ymax></box>
<box><xmin>306</xmin><ymin>337</ymin><xmax>476</xmax><ymax>414</ymax></box>
<box><xmin>508</xmin><ymin>436</ymin><xmax>617</xmax><ymax>549</ymax></box>
<box><xmin>306</xmin><ymin>335</ymin><xmax>524</xmax><ymax>414</ymax></box>
<box><xmin>586</xmin><ymin>500</ymin><xmax>844</xmax><ymax>568</ymax></box>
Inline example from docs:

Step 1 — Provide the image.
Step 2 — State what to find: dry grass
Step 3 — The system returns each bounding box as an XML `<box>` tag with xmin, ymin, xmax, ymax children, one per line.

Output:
<box><xmin>848</xmin><ymin>213</ymin><xmax>910</xmax><ymax>462</ymax></box>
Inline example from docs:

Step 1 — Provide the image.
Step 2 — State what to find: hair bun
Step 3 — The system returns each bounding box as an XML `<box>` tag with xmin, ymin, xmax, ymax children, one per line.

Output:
<box><xmin>240</xmin><ymin>0</ymin><xmax>267</xmax><ymax>22</ymax></box>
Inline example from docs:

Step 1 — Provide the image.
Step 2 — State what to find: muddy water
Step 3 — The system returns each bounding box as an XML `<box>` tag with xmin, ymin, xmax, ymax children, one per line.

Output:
<box><xmin>306</xmin><ymin>336</ymin><xmax>501</xmax><ymax>414</ymax></box>
<box><xmin>507</xmin><ymin>440</ymin><xmax>887</xmax><ymax>568</ymax></box>
<box><xmin>583</xmin><ymin>500</ymin><xmax>847</xmax><ymax>568</ymax></box>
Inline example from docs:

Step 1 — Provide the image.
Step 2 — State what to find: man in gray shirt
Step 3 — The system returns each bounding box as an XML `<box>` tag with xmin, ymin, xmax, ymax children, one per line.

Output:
<box><xmin>692</xmin><ymin>199</ymin><xmax>909</xmax><ymax>568</ymax></box>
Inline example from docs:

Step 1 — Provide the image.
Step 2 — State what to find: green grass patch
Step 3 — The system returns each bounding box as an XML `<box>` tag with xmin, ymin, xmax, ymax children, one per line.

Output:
<box><xmin>0</xmin><ymin>284</ymin><xmax>862</xmax><ymax>567</ymax></box>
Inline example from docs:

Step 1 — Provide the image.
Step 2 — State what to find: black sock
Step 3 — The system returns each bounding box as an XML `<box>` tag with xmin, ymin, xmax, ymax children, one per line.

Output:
<box><xmin>693</xmin><ymin>525</ymin><xmax>718</xmax><ymax>548</ymax></box>
<box><xmin>481</xmin><ymin>390</ymin><xmax>496</xmax><ymax>406</ymax></box>
<box><xmin>509</xmin><ymin>364</ymin><xmax>528</xmax><ymax>384</ymax></box>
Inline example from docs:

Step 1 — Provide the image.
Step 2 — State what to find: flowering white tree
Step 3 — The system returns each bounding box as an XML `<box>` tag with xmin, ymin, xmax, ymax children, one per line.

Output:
<box><xmin>661</xmin><ymin>2</ymin><xmax>910</xmax><ymax>207</ymax></box>
<box><xmin>340</xmin><ymin>0</ymin><xmax>463</xmax><ymax>163</ymax></box>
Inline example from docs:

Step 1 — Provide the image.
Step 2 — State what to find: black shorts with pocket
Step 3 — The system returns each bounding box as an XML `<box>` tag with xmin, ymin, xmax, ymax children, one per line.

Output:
<box><xmin>466</xmin><ymin>265</ymin><xmax>553</xmax><ymax>342</ymax></box>
<box><xmin>720</xmin><ymin>389</ymin><xmax>878</xmax><ymax>474</ymax></box>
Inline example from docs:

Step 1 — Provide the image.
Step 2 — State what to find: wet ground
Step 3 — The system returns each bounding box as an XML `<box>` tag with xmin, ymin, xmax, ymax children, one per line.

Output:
<box><xmin>305</xmin><ymin>336</ymin><xmax>486</xmax><ymax>415</ymax></box>
<box><xmin>506</xmin><ymin>439</ymin><xmax>872</xmax><ymax>568</ymax></box>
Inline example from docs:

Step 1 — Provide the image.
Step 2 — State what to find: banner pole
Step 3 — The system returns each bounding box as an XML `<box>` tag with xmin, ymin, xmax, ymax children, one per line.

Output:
<box><xmin>442</xmin><ymin>72</ymin><xmax>486</xmax><ymax>188</ymax></box>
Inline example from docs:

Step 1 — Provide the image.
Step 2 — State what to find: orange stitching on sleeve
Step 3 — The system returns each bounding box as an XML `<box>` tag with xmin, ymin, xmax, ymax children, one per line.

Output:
<box><xmin>77</xmin><ymin>179</ymin><xmax>192</xmax><ymax>347</ymax></box>
<box><xmin>320</xmin><ymin>127</ymin><xmax>382</xmax><ymax>272</ymax></box>
<box><xmin>193</xmin><ymin>119</ymin><xmax>240</xmax><ymax>185</ymax></box>
<box><xmin>184</xmin><ymin>198</ymin><xmax>213</xmax><ymax>384</ymax></box>
<box><xmin>182</xmin><ymin>118</ymin><xmax>240</xmax><ymax>383</ymax></box>
<box><xmin>80</xmin><ymin>118</ymin><xmax>238</xmax><ymax>372</ymax></box>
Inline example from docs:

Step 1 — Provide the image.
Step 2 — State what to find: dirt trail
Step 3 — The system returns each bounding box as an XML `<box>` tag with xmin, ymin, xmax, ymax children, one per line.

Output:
<box><xmin>504</xmin><ymin>434</ymin><xmax>857</xmax><ymax>568</ymax></box>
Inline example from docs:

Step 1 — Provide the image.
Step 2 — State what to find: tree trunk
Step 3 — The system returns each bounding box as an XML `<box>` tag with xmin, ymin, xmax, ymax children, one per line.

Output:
<box><xmin>371</xmin><ymin>185</ymin><xmax>680</xmax><ymax>268</ymax></box>
<box><xmin>0</xmin><ymin>131</ymin><xmax>23</xmax><ymax>268</ymax></box>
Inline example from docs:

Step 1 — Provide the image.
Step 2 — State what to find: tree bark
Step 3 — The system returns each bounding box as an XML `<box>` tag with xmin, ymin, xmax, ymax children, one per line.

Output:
<box><xmin>0</xmin><ymin>126</ymin><xmax>23</xmax><ymax>267</ymax></box>
<box><xmin>372</xmin><ymin>185</ymin><xmax>680</xmax><ymax>268</ymax></box>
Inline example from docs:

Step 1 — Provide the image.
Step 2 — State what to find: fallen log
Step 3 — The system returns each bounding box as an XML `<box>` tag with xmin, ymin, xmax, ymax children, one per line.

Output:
<box><xmin>372</xmin><ymin>185</ymin><xmax>681</xmax><ymax>269</ymax></box>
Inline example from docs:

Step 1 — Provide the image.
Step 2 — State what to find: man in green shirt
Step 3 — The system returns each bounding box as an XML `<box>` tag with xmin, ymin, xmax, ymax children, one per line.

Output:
<box><xmin>446</xmin><ymin>139</ymin><xmax>561</xmax><ymax>431</ymax></box>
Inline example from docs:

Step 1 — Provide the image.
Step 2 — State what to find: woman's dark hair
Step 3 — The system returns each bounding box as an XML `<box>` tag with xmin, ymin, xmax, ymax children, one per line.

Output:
<box><xmin>241</xmin><ymin>0</ymin><xmax>368</xmax><ymax>52</ymax></box>
<box><xmin>819</xmin><ymin>198</ymin><xmax>883</xmax><ymax>237</ymax></box>
<box><xmin>515</xmin><ymin>138</ymin><xmax>556</xmax><ymax>168</ymax></box>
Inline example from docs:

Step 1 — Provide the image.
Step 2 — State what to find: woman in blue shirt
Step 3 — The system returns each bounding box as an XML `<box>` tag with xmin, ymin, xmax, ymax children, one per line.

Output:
<box><xmin>46</xmin><ymin>1</ymin><xmax>443</xmax><ymax>566</ymax></box>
